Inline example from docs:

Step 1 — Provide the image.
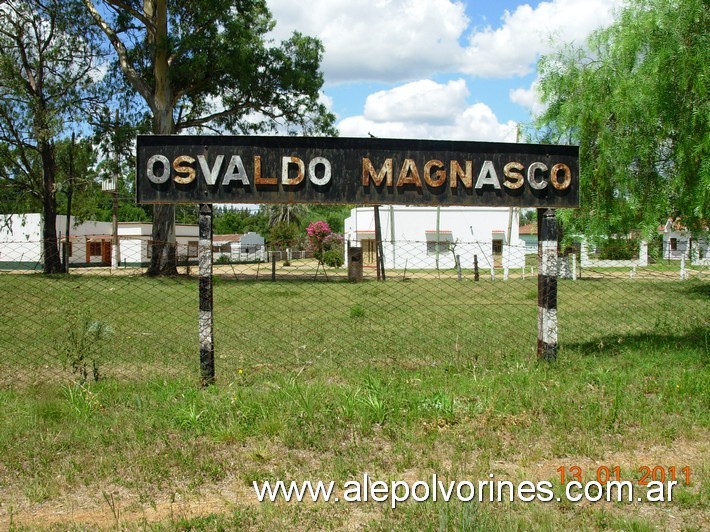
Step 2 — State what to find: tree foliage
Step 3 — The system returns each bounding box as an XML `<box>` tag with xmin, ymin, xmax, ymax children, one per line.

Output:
<box><xmin>302</xmin><ymin>204</ymin><xmax>352</xmax><ymax>234</ymax></box>
<box><xmin>264</xmin><ymin>204</ymin><xmax>309</xmax><ymax>227</ymax></box>
<box><xmin>82</xmin><ymin>0</ymin><xmax>337</xmax><ymax>275</ymax></box>
<box><xmin>306</xmin><ymin>220</ymin><xmax>344</xmax><ymax>267</ymax></box>
<box><xmin>213</xmin><ymin>207</ymin><xmax>267</xmax><ymax>236</ymax></box>
<box><xmin>268</xmin><ymin>221</ymin><xmax>300</xmax><ymax>252</ymax></box>
<box><xmin>536</xmin><ymin>0</ymin><xmax>708</xmax><ymax>238</ymax></box>
<box><xmin>0</xmin><ymin>0</ymin><xmax>102</xmax><ymax>272</ymax></box>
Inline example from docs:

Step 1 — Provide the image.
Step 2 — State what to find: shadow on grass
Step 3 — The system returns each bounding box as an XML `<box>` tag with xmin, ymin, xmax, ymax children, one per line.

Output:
<box><xmin>681</xmin><ymin>281</ymin><xmax>710</xmax><ymax>298</ymax></box>
<box><xmin>563</xmin><ymin>326</ymin><xmax>709</xmax><ymax>359</ymax></box>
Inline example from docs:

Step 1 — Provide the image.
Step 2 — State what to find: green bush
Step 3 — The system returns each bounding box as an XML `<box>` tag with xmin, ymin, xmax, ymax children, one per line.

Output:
<box><xmin>61</xmin><ymin>310</ymin><xmax>113</xmax><ymax>383</ymax></box>
<box><xmin>598</xmin><ymin>239</ymin><xmax>639</xmax><ymax>260</ymax></box>
<box><xmin>349</xmin><ymin>304</ymin><xmax>365</xmax><ymax>318</ymax></box>
<box><xmin>323</xmin><ymin>249</ymin><xmax>344</xmax><ymax>268</ymax></box>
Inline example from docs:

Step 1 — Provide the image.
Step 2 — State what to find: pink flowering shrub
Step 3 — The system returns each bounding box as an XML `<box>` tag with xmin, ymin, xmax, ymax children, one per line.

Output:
<box><xmin>306</xmin><ymin>220</ymin><xmax>331</xmax><ymax>243</ymax></box>
<box><xmin>306</xmin><ymin>221</ymin><xmax>344</xmax><ymax>267</ymax></box>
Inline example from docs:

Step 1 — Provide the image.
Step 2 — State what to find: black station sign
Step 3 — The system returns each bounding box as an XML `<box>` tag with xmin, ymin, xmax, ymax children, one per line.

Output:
<box><xmin>136</xmin><ymin>135</ymin><xmax>579</xmax><ymax>208</ymax></box>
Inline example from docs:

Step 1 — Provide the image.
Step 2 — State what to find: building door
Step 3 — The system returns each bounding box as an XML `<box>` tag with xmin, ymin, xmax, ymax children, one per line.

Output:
<box><xmin>362</xmin><ymin>239</ymin><xmax>377</xmax><ymax>265</ymax></box>
<box><xmin>101</xmin><ymin>240</ymin><xmax>111</xmax><ymax>265</ymax></box>
<box><xmin>492</xmin><ymin>239</ymin><xmax>503</xmax><ymax>267</ymax></box>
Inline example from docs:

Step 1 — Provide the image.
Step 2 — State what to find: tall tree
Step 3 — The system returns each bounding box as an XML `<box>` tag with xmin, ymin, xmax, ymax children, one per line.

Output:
<box><xmin>265</xmin><ymin>203</ymin><xmax>309</xmax><ymax>227</ymax></box>
<box><xmin>536</xmin><ymin>0</ymin><xmax>708</xmax><ymax>239</ymax></box>
<box><xmin>82</xmin><ymin>0</ymin><xmax>336</xmax><ymax>275</ymax></box>
<box><xmin>0</xmin><ymin>0</ymin><xmax>101</xmax><ymax>273</ymax></box>
<box><xmin>213</xmin><ymin>207</ymin><xmax>267</xmax><ymax>235</ymax></box>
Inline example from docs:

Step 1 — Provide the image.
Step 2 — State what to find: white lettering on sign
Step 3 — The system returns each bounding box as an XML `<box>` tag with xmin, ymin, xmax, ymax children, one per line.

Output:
<box><xmin>145</xmin><ymin>153</ymin><xmax>571</xmax><ymax>193</ymax></box>
<box><xmin>527</xmin><ymin>162</ymin><xmax>549</xmax><ymax>190</ymax></box>
<box><xmin>474</xmin><ymin>160</ymin><xmax>501</xmax><ymax>190</ymax></box>
<box><xmin>308</xmin><ymin>157</ymin><xmax>332</xmax><ymax>186</ymax></box>
<box><xmin>282</xmin><ymin>156</ymin><xmax>305</xmax><ymax>186</ymax></box>
<box><xmin>223</xmin><ymin>155</ymin><xmax>250</xmax><ymax>186</ymax></box>
<box><xmin>147</xmin><ymin>155</ymin><xmax>171</xmax><ymax>184</ymax></box>
<box><xmin>362</xmin><ymin>158</ymin><xmax>572</xmax><ymax>191</ymax></box>
<box><xmin>197</xmin><ymin>154</ymin><xmax>224</xmax><ymax>185</ymax></box>
<box><xmin>146</xmin><ymin>153</ymin><xmax>334</xmax><ymax>188</ymax></box>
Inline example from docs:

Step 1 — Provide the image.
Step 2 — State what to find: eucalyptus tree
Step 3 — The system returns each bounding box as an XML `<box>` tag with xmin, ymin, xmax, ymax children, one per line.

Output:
<box><xmin>0</xmin><ymin>0</ymin><xmax>102</xmax><ymax>273</ymax></box>
<box><xmin>536</xmin><ymin>0</ymin><xmax>708</xmax><ymax>239</ymax></box>
<box><xmin>82</xmin><ymin>0</ymin><xmax>336</xmax><ymax>275</ymax></box>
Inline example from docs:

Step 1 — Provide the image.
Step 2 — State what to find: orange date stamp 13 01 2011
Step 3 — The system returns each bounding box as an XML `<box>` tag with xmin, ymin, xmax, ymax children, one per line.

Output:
<box><xmin>556</xmin><ymin>465</ymin><xmax>692</xmax><ymax>486</ymax></box>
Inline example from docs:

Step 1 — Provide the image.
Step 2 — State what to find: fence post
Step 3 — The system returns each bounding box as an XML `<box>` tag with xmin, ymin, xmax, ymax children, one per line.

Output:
<box><xmin>680</xmin><ymin>256</ymin><xmax>687</xmax><ymax>280</ymax></box>
<box><xmin>571</xmin><ymin>253</ymin><xmax>577</xmax><ymax>281</ymax></box>
<box><xmin>537</xmin><ymin>208</ymin><xmax>558</xmax><ymax>361</ymax></box>
<box><xmin>272</xmin><ymin>252</ymin><xmax>276</xmax><ymax>281</ymax></box>
<box><xmin>374</xmin><ymin>205</ymin><xmax>386</xmax><ymax>281</ymax></box>
<box><xmin>198</xmin><ymin>204</ymin><xmax>215</xmax><ymax>386</ymax></box>
<box><xmin>474</xmin><ymin>254</ymin><xmax>479</xmax><ymax>281</ymax></box>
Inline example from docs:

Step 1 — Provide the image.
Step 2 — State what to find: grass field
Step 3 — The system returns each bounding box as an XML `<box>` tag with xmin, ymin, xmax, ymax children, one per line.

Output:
<box><xmin>0</xmin><ymin>272</ymin><xmax>707</xmax><ymax>530</ymax></box>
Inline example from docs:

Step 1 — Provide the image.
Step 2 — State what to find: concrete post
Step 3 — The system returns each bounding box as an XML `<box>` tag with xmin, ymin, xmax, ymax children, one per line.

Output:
<box><xmin>537</xmin><ymin>208</ymin><xmax>558</xmax><ymax>361</ymax></box>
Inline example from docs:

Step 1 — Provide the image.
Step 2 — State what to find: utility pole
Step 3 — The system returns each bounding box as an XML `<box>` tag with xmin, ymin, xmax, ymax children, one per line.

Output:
<box><xmin>505</xmin><ymin>124</ymin><xmax>521</xmax><ymax>279</ymax></box>
<box><xmin>110</xmin><ymin>110</ymin><xmax>120</xmax><ymax>269</ymax></box>
<box><xmin>63</xmin><ymin>132</ymin><xmax>75</xmax><ymax>273</ymax></box>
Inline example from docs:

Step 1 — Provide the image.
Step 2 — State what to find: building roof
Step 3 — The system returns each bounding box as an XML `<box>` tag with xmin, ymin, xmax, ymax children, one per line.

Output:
<box><xmin>213</xmin><ymin>234</ymin><xmax>242</xmax><ymax>243</ymax></box>
<box><xmin>519</xmin><ymin>223</ymin><xmax>537</xmax><ymax>235</ymax></box>
<box><xmin>658</xmin><ymin>218</ymin><xmax>686</xmax><ymax>232</ymax></box>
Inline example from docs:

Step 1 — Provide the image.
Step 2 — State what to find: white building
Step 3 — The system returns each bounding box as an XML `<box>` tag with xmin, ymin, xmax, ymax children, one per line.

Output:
<box><xmin>0</xmin><ymin>213</ymin><xmax>199</xmax><ymax>269</ymax></box>
<box><xmin>658</xmin><ymin>218</ymin><xmax>709</xmax><ymax>264</ymax></box>
<box><xmin>343</xmin><ymin>206</ymin><xmax>526</xmax><ymax>270</ymax></box>
<box><xmin>519</xmin><ymin>223</ymin><xmax>538</xmax><ymax>254</ymax></box>
<box><xmin>110</xmin><ymin>221</ymin><xmax>200</xmax><ymax>266</ymax></box>
<box><xmin>213</xmin><ymin>231</ymin><xmax>266</xmax><ymax>262</ymax></box>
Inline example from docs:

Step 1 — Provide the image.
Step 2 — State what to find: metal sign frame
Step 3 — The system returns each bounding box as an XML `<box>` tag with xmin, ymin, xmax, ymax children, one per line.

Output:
<box><xmin>137</xmin><ymin>135</ymin><xmax>579</xmax><ymax>208</ymax></box>
<box><xmin>136</xmin><ymin>135</ymin><xmax>577</xmax><ymax>385</ymax></box>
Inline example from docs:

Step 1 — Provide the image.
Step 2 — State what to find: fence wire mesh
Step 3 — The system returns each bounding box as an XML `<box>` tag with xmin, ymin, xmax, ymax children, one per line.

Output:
<box><xmin>0</xmin><ymin>238</ymin><xmax>708</xmax><ymax>388</ymax></box>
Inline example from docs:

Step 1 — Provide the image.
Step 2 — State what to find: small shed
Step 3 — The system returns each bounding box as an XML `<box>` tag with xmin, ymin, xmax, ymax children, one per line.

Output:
<box><xmin>519</xmin><ymin>223</ymin><xmax>538</xmax><ymax>254</ymax></box>
<box><xmin>213</xmin><ymin>232</ymin><xmax>265</xmax><ymax>262</ymax></box>
<box><xmin>658</xmin><ymin>218</ymin><xmax>709</xmax><ymax>263</ymax></box>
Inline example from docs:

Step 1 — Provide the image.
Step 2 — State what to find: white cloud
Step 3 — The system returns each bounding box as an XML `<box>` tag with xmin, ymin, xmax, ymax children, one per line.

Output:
<box><xmin>266</xmin><ymin>0</ymin><xmax>627</xmax><ymax>139</ymax></box>
<box><xmin>318</xmin><ymin>91</ymin><xmax>334</xmax><ymax>111</ymax></box>
<box><xmin>509</xmin><ymin>80</ymin><xmax>546</xmax><ymax>117</ymax></box>
<box><xmin>364</xmin><ymin>79</ymin><xmax>469</xmax><ymax>124</ymax></box>
<box><xmin>460</xmin><ymin>0</ymin><xmax>625</xmax><ymax>78</ymax></box>
<box><xmin>269</xmin><ymin>0</ymin><xmax>625</xmax><ymax>83</ymax></box>
<box><xmin>338</xmin><ymin>79</ymin><xmax>518</xmax><ymax>142</ymax></box>
<box><xmin>267</xmin><ymin>0</ymin><xmax>468</xmax><ymax>83</ymax></box>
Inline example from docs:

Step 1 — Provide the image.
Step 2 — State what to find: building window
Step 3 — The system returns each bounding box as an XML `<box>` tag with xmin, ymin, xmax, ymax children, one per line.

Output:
<box><xmin>187</xmin><ymin>241</ymin><xmax>198</xmax><ymax>257</ymax></box>
<box><xmin>670</xmin><ymin>238</ymin><xmax>678</xmax><ymax>251</ymax></box>
<box><xmin>427</xmin><ymin>241</ymin><xmax>450</xmax><ymax>255</ymax></box>
<box><xmin>88</xmin><ymin>242</ymin><xmax>102</xmax><ymax>256</ymax></box>
<box><xmin>492</xmin><ymin>240</ymin><xmax>503</xmax><ymax>255</ymax></box>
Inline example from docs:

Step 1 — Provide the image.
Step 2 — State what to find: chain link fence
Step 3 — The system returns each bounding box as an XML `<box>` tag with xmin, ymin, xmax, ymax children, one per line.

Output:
<box><xmin>0</xmin><ymin>237</ymin><xmax>707</xmax><ymax>388</ymax></box>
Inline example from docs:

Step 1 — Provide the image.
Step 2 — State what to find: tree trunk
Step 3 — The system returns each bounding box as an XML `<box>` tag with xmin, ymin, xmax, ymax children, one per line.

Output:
<box><xmin>145</xmin><ymin>0</ymin><xmax>177</xmax><ymax>276</ymax></box>
<box><xmin>147</xmin><ymin>204</ymin><xmax>177</xmax><ymax>275</ymax></box>
<box><xmin>41</xmin><ymin>140</ymin><xmax>61</xmax><ymax>274</ymax></box>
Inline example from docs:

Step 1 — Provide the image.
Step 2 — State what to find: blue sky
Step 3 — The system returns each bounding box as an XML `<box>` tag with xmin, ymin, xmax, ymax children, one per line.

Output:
<box><xmin>267</xmin><ymin>0</ymin><xmax>625</xmax><ymax>141</ymax></box>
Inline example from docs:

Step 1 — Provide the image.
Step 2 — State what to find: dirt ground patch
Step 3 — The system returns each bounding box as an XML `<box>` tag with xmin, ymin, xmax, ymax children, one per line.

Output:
<box><xmin>2</xmin><ymin>435</ymin><xmax>707</xmax><ymax>530</ymax></box>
